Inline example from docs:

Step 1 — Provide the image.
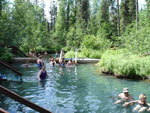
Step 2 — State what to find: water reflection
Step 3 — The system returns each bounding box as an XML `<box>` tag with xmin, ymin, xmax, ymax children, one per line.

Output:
<box><xmin>59</xmin><ymin>67</ymin><xmax>65</xmax><ymax>75</ymax></box>
<box><xmin>75</xmin><ymin>65</ymin><xmax>77</xmax><ymax>75</ymax></box>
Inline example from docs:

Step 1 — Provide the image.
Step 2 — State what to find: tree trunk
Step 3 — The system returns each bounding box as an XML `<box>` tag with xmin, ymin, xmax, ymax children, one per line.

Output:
<box><xmin>0</xmin><ymin>0</ymin><xmax>2</xmax><ymax>16</ymax></box>
<box><xmin>47</xmin><ymin>22</ymin><xmax>50</xmax><ymax>33</ymax></box>
<box><xmin>136</xmin><ymin>0</ymin><xmax>138</xmax><ymax>31</ymax></box>
<box><xmin>66</xmin><ymin>2</ymin><xmax>70</xmax><ymax>31</ymax></box>
<box><xmin>117</xmin><ymin>0</ymin><xmax>120</xmax><ymax>36</ymax></box>
<box><xmin>35</xmin><ymin>0</ymin><xmax>38</xmax><ymax>5</ymax></box>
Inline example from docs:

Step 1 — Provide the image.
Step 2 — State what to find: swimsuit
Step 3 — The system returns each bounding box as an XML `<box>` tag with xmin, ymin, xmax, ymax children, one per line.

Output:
<box><xmin>138</xmin><ymin>102</ymin><xmax>148</xmax><ymax>107</ymax></box>
<box><xmin>40</xmin><ymin>71</ymin><xmax>47</xmax><ymax>79</ymax></box>
<box><xmin>37</xmin><ymin>62</ymin><xmax>42</xmax><ymax>70</ymax></box>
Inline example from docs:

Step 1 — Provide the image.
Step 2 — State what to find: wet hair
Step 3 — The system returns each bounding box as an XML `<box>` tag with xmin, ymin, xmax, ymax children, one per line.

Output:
<box><xmin>41</xmin><ymin>66</ymin><xmax>45</xmax><ymax>70</ymax></box>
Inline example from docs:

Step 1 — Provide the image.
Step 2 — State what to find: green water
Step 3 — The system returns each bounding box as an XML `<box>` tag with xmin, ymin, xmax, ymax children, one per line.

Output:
<box><xmin>1</xmin><ymin>61</ymin><xmax>150</xmax><ymax>113</ymax></box>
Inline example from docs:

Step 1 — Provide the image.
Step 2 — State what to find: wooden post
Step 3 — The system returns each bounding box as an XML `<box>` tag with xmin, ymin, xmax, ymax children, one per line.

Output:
<box><xmin>75</xmin><ymin>49</ymin><xmax>78</xmax><ymax>63</ymax></box>
<box><xmin>0</xmin><ymin>86</ymin><xmax>52</xmax><ymax>113</ymax></box>
<box><xmin>59</xmin><ymin>50</ymin><xmax>63</xmax><ymax>63</ymax></box>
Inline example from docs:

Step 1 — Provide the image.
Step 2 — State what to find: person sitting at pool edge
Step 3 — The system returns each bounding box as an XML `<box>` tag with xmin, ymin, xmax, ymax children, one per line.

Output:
<box><xmin>123</xmin><ymin>94</ymin><xmax>150</xmax><ymax>112</ymax></box>
<box><xmin>38</xmin><ymin>66</ymin><xmax>48</xmax><ymax>81</ymax></box>
<box><xmin>114</xmin><ymin>88</ymin><xmax>133</xmax><ymax>105</ymax></box>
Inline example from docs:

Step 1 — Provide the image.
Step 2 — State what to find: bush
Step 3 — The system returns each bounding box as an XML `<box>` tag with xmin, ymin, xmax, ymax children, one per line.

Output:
<box><xmin>81</xmin><ymin>35</ymin><xmax>111</xmax><ymax>58</ymax></box>
<box><xmin>0</xmin><ymin>48</ymin><xmax>13</xmax><ymax>62</ymax></box>
<box><xmin>65</xmin><ymin>50</ymin><xmax>85</xmax><ymax>58</ymax></box>
<box><xmin>98</xmin><ymin>49</ymin><xmax>150</xmax><ymax>79</ymax></box>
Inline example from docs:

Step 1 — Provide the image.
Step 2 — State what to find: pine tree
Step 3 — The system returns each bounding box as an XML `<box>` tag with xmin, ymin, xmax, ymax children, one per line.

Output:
<box><xmin>120</xmin><ymin>0</ymin><xmax>136</xmax><ymax>32</ymax></box>
<box><xmin>110</xmin><ymin>0</ymin><xmax>118</xmax><ymax>36</ymax></box>
<box><xmin>0</xmin><ymin>0</ymin><xmax>2</xmax><ymax>16</ymax></box>
<box><xmin>88</xmin><ymin>0</ymin><xmax>100</xmax><ymax>35</ymax></box>
<box><xmin>49</xmin><ymin>0</ymin><xmax>57</xmax><ymax>31</ymax></box>
<box><xmin>54</xmin><ymin>0</ymin><xmax>66</xmax><ymax>47</ymax></box>
<box><xmin>129</xmin><ymin>0</ymin><xmax>136</xmax><ymax>23</ymax></box>
<box><xmin>96</xmin><ymin>0</ymin><xmax>110</xmax><ymax>39</ymax></box>
<box><xmin>146</xmin><ymin>0</ymin><xmax>150</xmax><ymax>18</ymax></box>
<box><xmin>117</xmin><ymin>0</ymin><xmax>120</xmax><ymax>36</ymax></box>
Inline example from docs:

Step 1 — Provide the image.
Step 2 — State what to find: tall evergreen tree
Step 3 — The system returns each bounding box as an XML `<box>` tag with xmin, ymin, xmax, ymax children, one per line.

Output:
<box><xmin>109</xmin><ymin>0</ymin><xmax>118</xmax><ymax>36</ymax></box>
<box><xmin>96</xmin><ymin>0</ymin><xmax>110</xmax><ymax>39</ymax></box>
<box><xmin>54</xmin><ymin>0</ymin><xmax>66</xmax><ymax>48</ymax></box>
<box><xmin>81</xmin><ymin>0</ymin><xmax>90</xmax><ymax>28</ymax></box>
<box><xmin>88</xmin><ymin>0</ymin><xmax>100</xmax><ymax>35</ymax></box>
<box><xmin>121</xmin><ymin>0</ymin><xmax>136</xmax><ymax>32</ymax></box>
<box><xmin>146</xmin><ymin>0</ymin><xmax>150</xmax><ymax>19</ymax></box>
<box><xmin>136</xmin><ymin>0</ymin><xmax>138</xmax><ymax>30</ymax></box>
<box><xmin>129</xmin><ymin>0</ymin><xmax>136</xmax><ymax>22</ymax></box>
<box><xmin>120</xmin><ymin>0</ymin><xmax>130</xmax><ymax>32</ymax></box>
<box><xmin>49</xmin><ymin>0</ymin><xmax>57</xmax><ymax>31</ymax></box>
<box><xmin>117</xmin><ymin>0</ymin><xmax>120</xmax><ymax>36</ymax></box>
<box><xmin>0</xmin><ymin>0</ymin><xmax>2</xmax><ymax>16</ymax></box>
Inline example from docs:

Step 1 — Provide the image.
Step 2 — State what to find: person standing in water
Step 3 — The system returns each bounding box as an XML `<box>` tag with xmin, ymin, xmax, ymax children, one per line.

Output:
<box><xmin>37</xmin><ymin>56</ymin><xmax>44</xmax><ymax>70</ymax></box>
<box><xmin>67</xmin><ymin>58</ymin><xmax>73</xmax><ymax>66</ymax></box>
<box><xmin>55</xmin><ymin>52</ymin><xmax>59</xmax><ymax>58</ymax></box>
<box><xmin>50</xmin><ymin>58</ymin><xmax>56</xmax><ymax>66</ymax></box>
<box><xmin>38</xmin><ymin>66</ymin><xmax>48</xmax><ymax>81</ymax></box>
<box><xmin>59</xmin><ymin>57</ymin><xmax>66</xmax><ymax>67</ymax></box>
<box><xmin>114</xmin><ymin>88</ymin><xmax>133</xmax><ymax>105</ymax></box>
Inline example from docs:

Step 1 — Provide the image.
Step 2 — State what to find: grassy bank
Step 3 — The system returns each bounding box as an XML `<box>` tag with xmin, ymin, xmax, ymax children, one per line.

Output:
<box><xmin>98</xmin><ymin>49</ymin><xmax>150</xmax><ymax>79</ymax></box>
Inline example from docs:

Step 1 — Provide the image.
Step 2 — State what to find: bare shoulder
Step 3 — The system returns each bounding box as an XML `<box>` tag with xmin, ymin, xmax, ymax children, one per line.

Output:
<box><xmin>118</xmin><ymin>93</ymin><xmax>124</xmax><ymax>97</ymax></box>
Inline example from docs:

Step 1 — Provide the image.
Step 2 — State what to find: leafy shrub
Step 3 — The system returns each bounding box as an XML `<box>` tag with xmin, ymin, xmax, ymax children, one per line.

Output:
<box><xmin>81</xmin><ymin>35</ymin><xmax>111</xmax><ymax>58</ymax></box>
<box><xmin>0</xmin><ymin>48</ymin><xmax>13</xmax><ymax>62</ymax></box>
<box><xmin>65</xmin><ymin>50</ymin><xmax>85</xmax><ymax>58</ymax></box>
<box><xmin>98</xmin><ymin>49</ymin><xmax>150</xmax><ymax>78</ymax></box>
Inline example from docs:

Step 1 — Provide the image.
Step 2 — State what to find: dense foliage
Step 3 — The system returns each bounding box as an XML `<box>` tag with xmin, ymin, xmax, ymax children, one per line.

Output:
<box><xmin>99</xmin><ymin>49</ymin><xmax>150</xmax><ymax>79</ymax></box>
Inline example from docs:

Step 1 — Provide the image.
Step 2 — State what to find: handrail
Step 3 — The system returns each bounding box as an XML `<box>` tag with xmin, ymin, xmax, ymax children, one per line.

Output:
<box><xmin>1</xmin><ymin>60</ymin><xmax>18</xmax><ymax>70</ymax></box>
<box><xmin>8</xmin><ymin>46</ymin><xmax>28</xmax><ymax>57</ymax></box>
<box><xmin>0</xmin><ymin>85</ymin><xmax>52</xmax><ymax>113</ymax></box>
<box><xmin>0</xmin><ymin>60</ymin><xmax>22</xmax><ymax>76</ymax></box>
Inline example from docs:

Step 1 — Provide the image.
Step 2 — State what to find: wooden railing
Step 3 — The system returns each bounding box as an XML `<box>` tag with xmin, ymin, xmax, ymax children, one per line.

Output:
<box><xmin>8</xmin><ymin>46</ymin><xmax>28</xmax><ymax>57</ymax></box>
<box><xmin>0</xmin><ymin>85</ymin><xmax>52</xmax><ymax>113</ymax></box>
<box><xmin>0</xmin><ymin>60</ymin><xmax>22</xmax><ymax>76</ymax></box>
